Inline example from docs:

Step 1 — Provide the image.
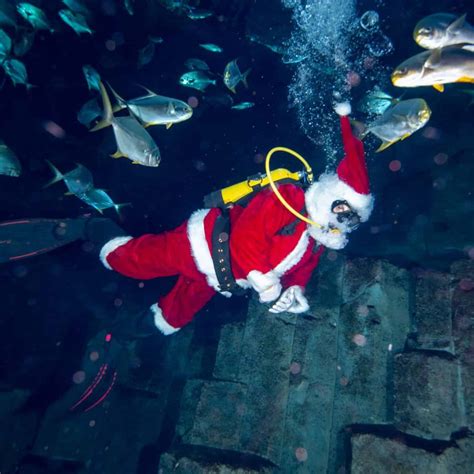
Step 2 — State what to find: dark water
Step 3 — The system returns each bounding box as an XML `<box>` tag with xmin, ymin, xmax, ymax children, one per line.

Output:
<box><xmin>0</xmin><ymin>0</ymin><xmax>473</xmax><ymax>472</ymax></box>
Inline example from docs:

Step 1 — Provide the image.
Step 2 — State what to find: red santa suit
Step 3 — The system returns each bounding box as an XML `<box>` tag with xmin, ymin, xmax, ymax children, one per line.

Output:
<box><xmin>99</xmin><ymin>106</ymin><xmax>374</xmax><ymax>336</ymax></box>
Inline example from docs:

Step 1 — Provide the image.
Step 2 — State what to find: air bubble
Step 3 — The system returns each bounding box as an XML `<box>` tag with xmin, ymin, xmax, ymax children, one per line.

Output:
<box><xmin>360</xmin><ymin>11</ymin><xmax>379</xmax><ymax>31</ymax></box>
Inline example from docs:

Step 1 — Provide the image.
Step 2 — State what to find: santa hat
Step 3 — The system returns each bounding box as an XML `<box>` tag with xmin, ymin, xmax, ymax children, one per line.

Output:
<box><xmin>304</xmin><ymin>102</ymin><xmax>374</xmax><ymax>249</ymax></box>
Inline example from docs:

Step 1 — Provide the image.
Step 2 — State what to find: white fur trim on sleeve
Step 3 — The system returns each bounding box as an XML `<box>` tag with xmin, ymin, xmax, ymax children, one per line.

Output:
<box><xmin>99</xmin><ymin>236</ymin><xmax>133</xmax><ymax>270</ymax></box>
<box><xmin>150</xmin><ymin>303</ymin><xmax>180</xmax><ymax>335</ymax></box>
<box><xmin>246</xmin><ymin>270</ymin><xmax>280</xmax><ymax>293</ymax></box>
<box><xmin>334</xmin><ymin>101</ymin><xmax>351</xmax><ymax>116</ymax></box>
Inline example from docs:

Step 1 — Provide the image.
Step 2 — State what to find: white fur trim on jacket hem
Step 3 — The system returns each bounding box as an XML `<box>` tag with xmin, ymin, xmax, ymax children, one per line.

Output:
<box><xmin>99</xmin><ymin>236</ymin><xmax>133</xmax><ymax>270</ymax></box>
<box><xmin>150</xmin><ymin>303</ymin><xmax>180</xmax><ymax>335</ymax></box>
<box><xmin>187</xmin><ymin>209</ymin><xmax>231</xmax><ymax>297</ymax></box>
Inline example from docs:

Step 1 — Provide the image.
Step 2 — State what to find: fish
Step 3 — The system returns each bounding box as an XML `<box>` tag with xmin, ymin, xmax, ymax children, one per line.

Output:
<box><xmin>58</xmin><ymin>9</ymin><xmax>93</xmax><ymax>35</ymax></box>
<box><xmin>0</xmin><ymin>141</ymin><xmax>21</xmax><ymax>177</ymax></box>
<box><xmin>0</xmin><ymin>28</ymin><xmax>11</xmax><ymax>62</ymax></box>
<box><xmin>2</xmin><ymin>59</ymin><xmax>32</xmax><ymax>89</ymax></box>
<box><xmin>391</xmin><ymin>45</ymin><xmax>474</xmax><ymax>92</ymax></box>
<box><xmin>91</xmin><ymin>82</ymin><xmax>161</xmax><ymax>167</ymax></box>
<box><xmin>109</xmin><ymin>84</ymin><xmax>193</xmax><ymax>128</ymax></box>
<box><xmin>414</xmin><ymin>13</ymin><xmax>474</xmax><ymax>49</ymax></box>
<box><xmin>16</xmin><ymin>3</ymin><xmax>52</xmax><ymax>31</ymax></box>
<box><xmin>185</xmin><ymin>7</ymin><xmax>213</xmax><ymax>20</ymax></box>
<box><xmin>179</xmin><ymin>71</ymin><xmax>216</xmax><ymax>92</ymax></box>
<box><xmin>82</xmin><ymin>65</ymin><xmax>101</xmax><ymax>92</ymax></box>
<box><xmin>357</xmin><ymin>89</ymin><xmax>399</xmax><ymax>115</ymax></box>
<box><xmin>43</xmin><ymin>160</ymin><xmax>94</xmax><ymax>195</ymax></box>
<box><xmin>0</xmin><ymin>0</ymin><xmax>17</xmax><ymax>29</ymax></box>
<box><xmin>363</xmin><ymin>98</ymin><xmax>431</xmax><ymax>152</ymax></box>
<box><xmin>77</xmin><ymin>97</ymin><xmax>102</xmax><ymax>128</ymax></box>
<box><xmin>231</xmin><ymin>101</ymin><xmax>255</xmax><ymax>110</ymax></box>
<box><xmin>184</xmin><ymin>58</ymin><xmax>210</xmax><ymax>72</ymax></box>
<box><xmin>223</xmin><ymin>59</ymin><xmax>251</xmax><ymax>93</ymax></box>
<box><xmin>80</xmin><ymin>188</ymin><xmax>130</xmax><ymax>216</ymax></box>
<box><xmin>62</xmin><ymin>0</ymin><xmax>91</xmax><ymax>17</ymax></box>
<box><xmin>124</xmin><ymin>0</ymin><xmax>134</xmax><ymax>15</ymax></box>
<box><xmin>13</xmin><ymin>29</ymin><xmax>35</xmax><ymax>57</ymax></box>
<box><xmin>199</xmin><ymin>43</ymin><xmax>223</xmax><ymax>53</ymax></box>
<box><xmin>149</xmin><ymin>35</ymin><xmax>164</xmax><ymax>44</ymax></box>
<box><xmin>137</xmin><ymin>41</ymin><xmax>155</xmax><ymax>69</ymax></box>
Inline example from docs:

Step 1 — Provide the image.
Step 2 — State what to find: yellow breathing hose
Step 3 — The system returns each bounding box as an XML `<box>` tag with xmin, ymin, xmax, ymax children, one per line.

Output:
<box><xmin>265</xmin><ymin>147</ymin><xmax>340</xmax><ymax>234</ymax></box>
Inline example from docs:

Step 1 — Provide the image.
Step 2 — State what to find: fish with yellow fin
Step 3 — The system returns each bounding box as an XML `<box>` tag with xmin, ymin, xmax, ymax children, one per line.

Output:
<box><xmin>391</xmin><ymin>44</ymin><xmax>474</xmax><ymax>92</ymax></box>
<box><xmin>363</xmin><ymin>98</ymin><xmax>431</xmax><ymax>152</ymax></box>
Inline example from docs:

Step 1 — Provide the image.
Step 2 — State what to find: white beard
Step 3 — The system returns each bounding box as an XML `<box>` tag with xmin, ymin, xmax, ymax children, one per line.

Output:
<box><xmin>304</xmin><ymin>173</ymin><xmax>374</xmax><ymax>250</ymax></box>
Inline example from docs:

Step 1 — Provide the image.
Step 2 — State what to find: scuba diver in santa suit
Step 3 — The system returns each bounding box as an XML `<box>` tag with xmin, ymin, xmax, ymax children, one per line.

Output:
<box><xmin>1</xmin><ymin>102</ymin><xmax>374</xmax><ymax>340</ymax></box>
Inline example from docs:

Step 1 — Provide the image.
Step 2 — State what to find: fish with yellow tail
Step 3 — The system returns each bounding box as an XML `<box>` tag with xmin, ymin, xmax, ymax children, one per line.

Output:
<box><xmin>414</xmin><ymin>13</ymin><xmax>474</xmax><ymax>49</ymax></box>
<box><xmin>91</xmin><ymin>81</ymin><xmax>161</xmax><ymax>167</ymax></box>
<box><xmin>391</xmin><ymin>44</ymin><xmax>474</xmax><ymax>92</ymax></box>
<box><xmin>363</xmin><ymin>98</ymin><xmax>431</xmax><ymax>152</ymax></box>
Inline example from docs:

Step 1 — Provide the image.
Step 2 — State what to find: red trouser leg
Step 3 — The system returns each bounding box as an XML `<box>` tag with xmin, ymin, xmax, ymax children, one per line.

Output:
<box><xmin>157</xmin><ymin>274</ymin><xmax>216</xmax><ymax>330</ymax></box>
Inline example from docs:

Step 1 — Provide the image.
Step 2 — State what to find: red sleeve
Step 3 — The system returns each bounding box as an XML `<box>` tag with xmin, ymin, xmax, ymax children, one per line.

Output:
<box><xmin>282</xmin><ymin>245</ymin><xmax>324</xmax><ymax>288</ymax></box>
<box><xmin>230</xmin><ymin>184</ymin><xmax>305</xmax><ymax>277</ymax></box>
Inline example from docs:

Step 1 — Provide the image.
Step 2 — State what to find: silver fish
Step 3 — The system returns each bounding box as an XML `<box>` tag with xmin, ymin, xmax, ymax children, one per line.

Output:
<box><xmin>0</xmin><ymin>28</ymin><xmax>11</xmax><ymax>62</ymax></box>
<box><xmin>231</xmin><ymin>101</ymin><xmax>255</xmax><ymax>110</ymax></box>
<box><xmin>82</xmin><ymin>65</ymin><xmax>101</xmax><ymax>92</ymax></box>
<box><xmin>184</xmin><ymin>58</ymin><xmax>210</xmax><ymax>71</ymax></box>
<box><xmin>414</xmin><ymin>13</ymin><xmax>474</xmax><ymax>49</ymax></box>
<box><xmin>81</xmin><ymin>188</ymin><xmax>130</xmax><ymax>216</ymax></box>
<box><xmin>109</xmin><ymin>84</ymin><xmax>193</xmax><ymax>128</ymax></box>
<box><xmin>62</xmin><ymin>0</ymin><xmax>91</xmax><ymax>17</ymax></box>
<box><xmin>77</xmin><ymin>97</ymin><xmax>102</xmax><ymax>128</ymax></box>
<box><xmin>2</xmin><ymin>59</ymin><xmax>32</xmax><ymax>89</ymax></box>
<box><xmin>185</xmin><ymin>7</ymin><xmax>212</xmax><ymax>20</ymax></box>
<box><xmin>13</xmin><ymin>29</ymin><xmax>35</xmax><ymax>57</ymax></box>
<box><xmin>0</xmin><ymin>141</ymin><xmax>21</xmax><ymax>177</ymax></box>
<box><xmin>392</xmin><ymin>45</ymin><xmax>474</xmax><ymax>92</ymax></box>
<box><xmin>124</xmin><ymin>0</ymin><xmax>134</xmax><ymax>15</ymax></box>
<box><xmin>17</xmin><ymin>3</ymin><xmax>51</xmax><ymax>31</ymax></box>
<box><xmin>0</xmin><ymin>0</ymin><xmax>17</xmax><ymax>29</ymax></box>
<box><xmin>364</xmin><ymin>98</ymin><xmax>431</xmax><ymax>152</ymax></box>
<box><xmin>357</xmin><ymin>89</ymin><xmax>398</xmax><ymax>115</ymax></box>
<box><xmin>223</xmin><ymin>59</ymin><xmax>250</xmax><ymax>93</ymax></box>
<box><xmin>199</xmin><ymin>43</ymin><xmax>223</xmax><ymax>53</ymax></box>
<box><xmin>43</xmin><ymin>160</ymin><xmax>94</xmax><ymax>195</ymax></box>
<box><xmin>59</xmin><ymin>9</ymin><xmax>93</xmax><ymax>35</ymax></box>
<box><xmin>92</xmin><ymin>82</ymin><xmax>161</xmax><ymax>167</ymax></box>
<box><xmin>179</xmin><ymin>71</ymin><xmax>216</xmax><ymax>92</ymax></box>
<box><xmin>137</xmin><ymin>41</ymin><xmax>155</xmax><ymax>69</ymax></box>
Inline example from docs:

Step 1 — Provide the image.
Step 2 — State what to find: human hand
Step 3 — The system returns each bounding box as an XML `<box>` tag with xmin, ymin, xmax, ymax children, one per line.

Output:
<box><xmin>269</xmin><ymin>286</ymin><xmax>309</xmax><ymax>314</ymax></box>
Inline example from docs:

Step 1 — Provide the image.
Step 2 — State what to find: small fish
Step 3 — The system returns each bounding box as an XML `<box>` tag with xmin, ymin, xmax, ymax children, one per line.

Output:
<box><xmin>184</xmin><ymin>58</ymin><xmax>210</xmax><ymax>72</ymax></box>
<box><xmin>13</xmin><ymin>29</ymin><xmax>35</xmax><ymax>57</ymax></box>
<box><xmin>223</xmin><ymin>59</ymin><xmax>251</xmax><ymax>93</ymax></box>
<box><xmin>185</xmin><ymin>7</ymin><xmax>212</xmax><ymax>20</ymax></box>
<box><xmin>43</xmin><ymin>160</ymin><xmax>94</xmax><ymax>195</ymax></box>
<box><xmin>231</xmin><ymin>101</ymin><xmax>255</xmax><ymax>110</ymax></box>
<box><xmin>392</xmin><ymin>45</ymin><xmax>474</xmax><ymax>92</ymax></box>
<box><xmin>137</xmin><ymin>41</ymin><xmax>155</xmax><ymax>69</ymax></box>
<box><xmin>0</xmin><ymin>28</ymin><xmax>11</xmax><ymax>62</ymax></box>
<box><xmin>363</xmin><ymin>98</ymin><xmax>431</xmax><ymax>152</ymax></box>
<box><xmin>179</xmin><ymin>71</ymin><xmax>216</xmax><ymax>92</ymax></box>
<box><xmin>17</xmin><ymin>3</ymin><xmax>51</xmax><ymax>31</ymax></box>
<box><xmin>414</xmin><ymin>13</ymin><xmax>474</xmax><ymax>49</ymax></box>
<box><xmin>0</xmin><ymin>0</ymin><xmax>17</xmax><ymax>29</ymax></box>
<box><xmin>77</xmin><ymin>97</ymin><xmax>102</xmax><ymax>128</ymax></box>
<box><xmin>2</xmin><ymin>59</ymin><xmax>32</xmax><ymax>88</ymax></box>
<box><xmin>149</xmin><ymin>35</ymin><xmax>164</xmax><ymax>44</ymax></box>
<box><xmin>248</xmin><ymin>35</ymin><xmax>287</xmax><ymax>55</ymax></box>
<box><xmin>59</xmin><ymin>9</ymin><xmax>93</xmax><ymax>35</ymax></box>
<box><xmin>81</xmin><ymin>188</ymin><xmax>130</xmax><ymax>216</ymax></box>
<box><xmin>281</xmin><ymin>51</ymin><xmax>309</xmax><ymax>64</ymax></box>
<box><xmin>124</xmin><ymin>0</ymin><xmax>134</xmax><ymax>15</ymax></box>
<box><xmin>199</xmin><ymin>43</ymin><xmax>223</xmax><ymax>53</ymax></box>
<box><xmin>0</xmin><ymin>141</ymin><xmax>21</xmax><ymax>177</ymax></box>
<box><xmin>357</xmin><ymin>89</ymin><xmax>399</xmax><ymax>115</ymax></box>
<box><xmin>82</xmin><ymin>65</ymin><xmax>101</xmax><ymax>92</ymax></box>
<box><xmin>109</xmin><ymin>84</ymin><xmax>193</xmax><ymax>128</ymax></box>
<box><xmin>91</xmin><ymin>81</ymin><xmax>161</xmax><ymax>167</ymax></box>
<box><xmin>62</xmin><ymin>0</ymin><xmax>91</xmax><ymax>17</ymax></box>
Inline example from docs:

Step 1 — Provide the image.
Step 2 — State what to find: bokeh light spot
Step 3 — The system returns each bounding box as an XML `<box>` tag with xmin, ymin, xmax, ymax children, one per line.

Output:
<box><xmin>295</xmin><ymin>447</ymin><xmax>308</xmax><ymax>462</ymax></box>
<box><xmin>389</xmin><ymin>160</ymin><xmax>401</xmax><ymax>172</ymax></box>
<box><xmin>290</xmin><ymin>362</ymin><xmax>302</xmax><ymax>374</ymax></box>
<box><xmin>352</xmin><ymin>334</ymin><xmax>367</xmax><ymax>346</ymax></box>
<box><xmin>187</xmin><ymin>96</ymin><xmax>199</xmax><ymax>108</ymax></box>
<box><xmin>72</xmin><ymin>371</ymin><xmax>86</xmax><ymax>384</ymax></box>
<box><xmin>89</xmin><ymin>351</ymin><xmax>99</xmax><ymax>362</ymax></box>
<box><xmin>433</xmin><ymin>153</ymin><xmax>448</xmax><ymax>165</ymax></box>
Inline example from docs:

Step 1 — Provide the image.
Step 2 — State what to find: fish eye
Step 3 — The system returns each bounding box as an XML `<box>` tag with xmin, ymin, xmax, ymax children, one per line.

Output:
<box><xmin>420</xmin><ymin>27</ymin><xmax>432</xmax><ymax>34</ymax></box>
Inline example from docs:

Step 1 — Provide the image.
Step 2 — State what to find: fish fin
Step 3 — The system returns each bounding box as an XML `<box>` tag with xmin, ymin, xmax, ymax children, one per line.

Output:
<box><xmin>106</xmin><ymin>82</ymin><xmax>126</xmax><ymax>108</ymax></box>
<box><xmin>143</xmin><ymin>122</ymin><xmax>153</xmax><ymax>128</ymax></box>
<box><xmin>43</xmin><ymin>160</ymin><xmax>64</xmax><ymax>188</ymax></box>
<box><xmin>90</xmin><ymin>81</ymin><xmax>113</xmax><ymax>132</ymax></box>
<box><xmin>376</xmin><ymin>140</ymin><xmax>398</xmax><ymax>152</ymax></box>
<box><xmin>111</xmin><ymin>151</ymin><xmax>125</xmax><ymax>158</ymax></box>
<box><xmin>166</xmin><ymin>123</ymin><xmax>172</xmax><ymax>129</ymax></box>
<box><xmin>229</xmin><ymin>86</ymin><xmax>236</xmax><ymax>94</ymax></box>
<box><xmin>456</xmin><ymin>76</ymin><xmax>474</xmax><ymax>83</ymax></box>
<box><xmin>241</xmin><ymin>68</ymin><xmax>251</xmax><ymax>88</ymax></box>
<box><xmin>461</xmin><ymin>45</ymin><xmax>474</xmax><ymax>52</ymax></box>
<box><xmin>433</xmin><ymin>83</ymin><xmax>445</xmax><ymax>92</ymax></box>
<box><xmin>112</xmin><ymin>104</ymin><xmax>125</xmax><ymax>113</ymax></box>
<box><xmin>447</xmin><ymin>13</ymin><xmax>466</xmax><ymax>34</ymax></box>
<box><xmin>424</xmin><ymin>49</ymin><xmax>442</xmax><ymax>69</ymax></box>
<box><xmin>114</xmin><ymin>202</ymin><xmax>132</xmax><ymax>218</ymax></box>
<box><xmin>400</xmin><ymin>132</ymin><xmax>412</xmax><ymax>141</ymax></box>
<box><xmin>64</xmin><ymin>192</ymin><xmax>74</xmax><ymax>196</ymax></box>
<box><xmin>135</xmin><ymin>84</ymin><xmax>156</xmax><ymax>96</ymax></box>
<box><xmin>131</xmin><ymin>161</ymin><xmax>141</xmax><ymax>165</ymax></box>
